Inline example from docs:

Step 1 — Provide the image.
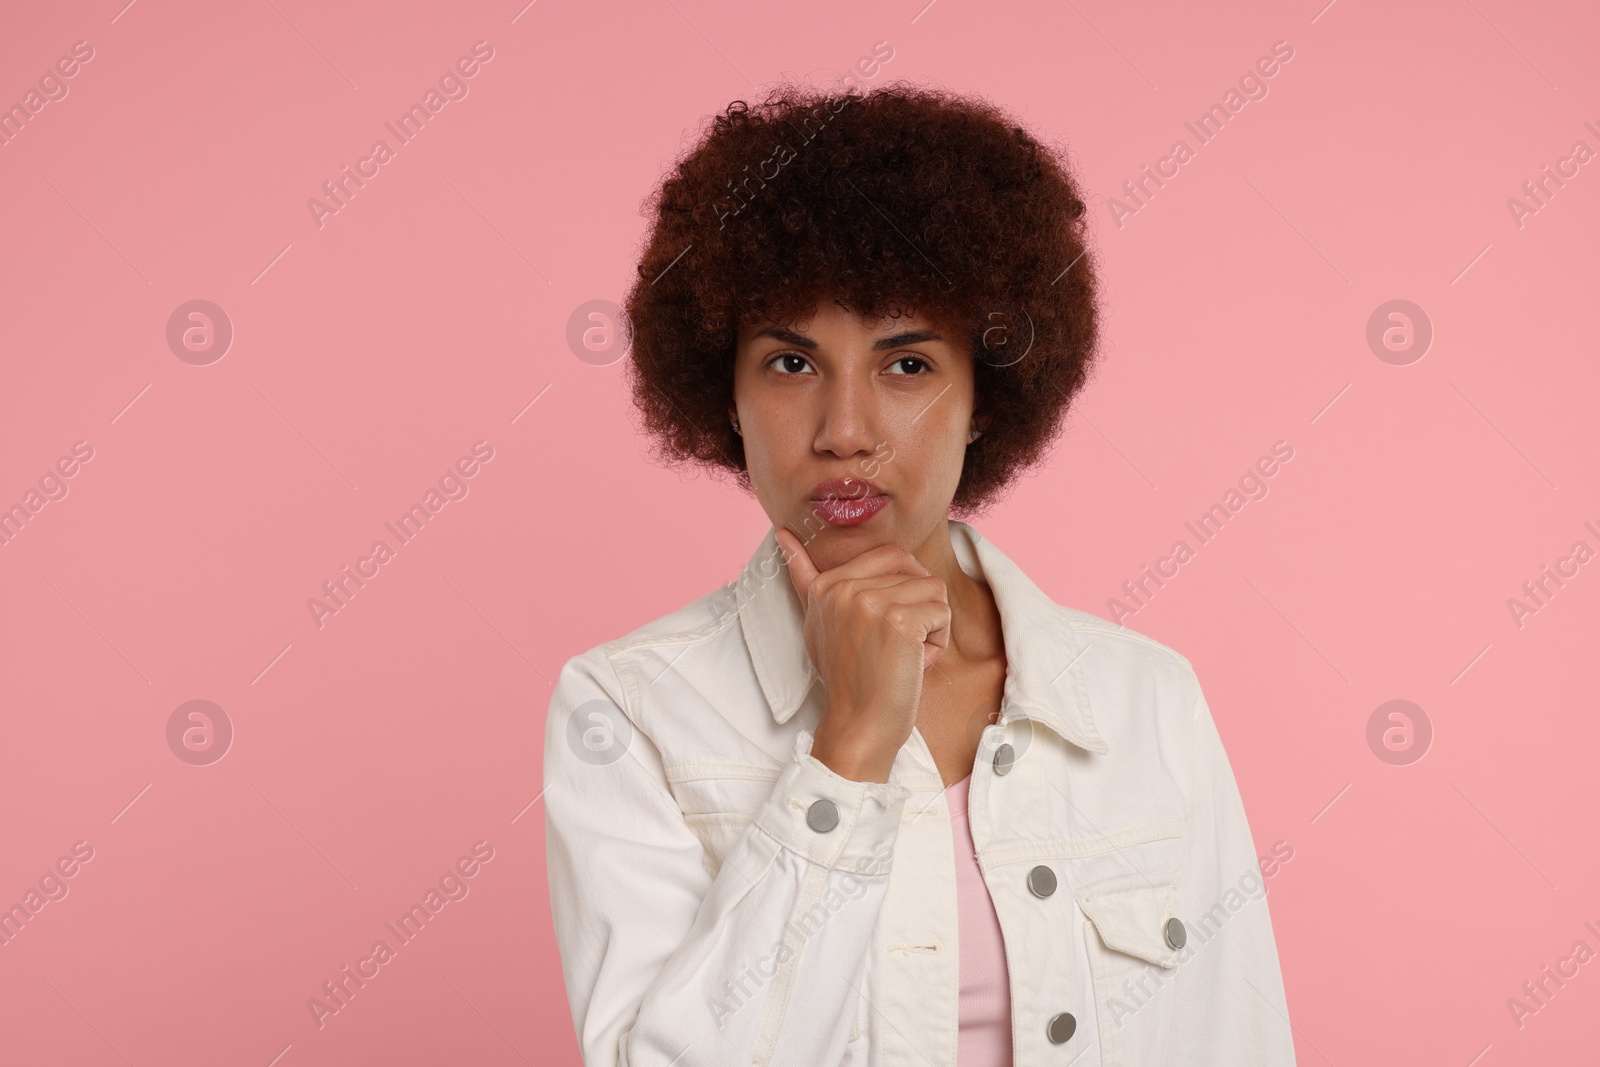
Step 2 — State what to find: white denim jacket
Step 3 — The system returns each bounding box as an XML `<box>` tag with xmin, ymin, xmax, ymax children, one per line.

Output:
<box><xmin>544</xmin><ymin>520</ymin><xmax>1297</xmax><ymax>1066</ymax></box>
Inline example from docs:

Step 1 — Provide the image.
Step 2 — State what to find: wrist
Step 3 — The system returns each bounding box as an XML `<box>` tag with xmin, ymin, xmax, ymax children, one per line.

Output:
<box><xmin>811</xmin><ymin>726</ymin><xmax>895</xmax><ymax>783</ymax></box>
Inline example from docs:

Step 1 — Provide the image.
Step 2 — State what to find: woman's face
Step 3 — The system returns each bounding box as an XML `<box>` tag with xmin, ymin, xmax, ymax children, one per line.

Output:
<box><xmin>731</xmin><ymin>297</ymin><xmax>982</xmax><ymax>571</ymax></box>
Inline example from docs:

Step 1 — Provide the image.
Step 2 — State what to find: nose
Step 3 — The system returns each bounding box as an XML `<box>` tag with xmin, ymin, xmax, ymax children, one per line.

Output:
<box><xmin>812</xmin><ymin>372</ymin><xmax>880</xmax><ymax>460</ymax></box>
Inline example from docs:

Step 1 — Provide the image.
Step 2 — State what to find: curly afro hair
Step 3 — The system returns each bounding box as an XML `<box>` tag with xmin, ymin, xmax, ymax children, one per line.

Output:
<box><xmin>622</xmin><ymin>80</ymin><xmax>1101</xmax><ymax>517</ymax></box>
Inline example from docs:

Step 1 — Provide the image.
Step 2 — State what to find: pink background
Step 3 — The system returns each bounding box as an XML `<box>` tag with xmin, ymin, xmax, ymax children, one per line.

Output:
<box><xmin>2</xmin><ymin>0</ymin><xmax>1597</xmax><ymax>1064</ymax></box>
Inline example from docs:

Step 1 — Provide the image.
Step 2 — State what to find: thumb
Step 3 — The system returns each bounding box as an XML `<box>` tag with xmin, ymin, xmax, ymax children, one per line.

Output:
<box><xmin>774</xmin><ymin>527</ymin><xmax>819</xmax><ymax>605</ymax></box>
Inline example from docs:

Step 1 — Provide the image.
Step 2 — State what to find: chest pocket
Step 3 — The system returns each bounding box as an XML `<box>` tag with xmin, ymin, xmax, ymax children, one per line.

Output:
<box><xmin>1075</xmin><ymin>871</ymin><xmax>1182</xmax><ymax>1067</ymax></box>
<box><xmin>681</xmin><ymin>811</ymin><xmax>756</xmax><ymax>877</ymax></box>
<box><xmin>667</xmin><ymin>764</ymin><xmax>782</xmax><ymax>879</ymax></box>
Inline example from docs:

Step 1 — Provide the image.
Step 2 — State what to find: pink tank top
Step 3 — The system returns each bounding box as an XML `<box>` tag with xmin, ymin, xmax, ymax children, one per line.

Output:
<box><xmin>945</xmin><ymin>772</ymin><xmax>1013</xmax><ymax>1065</ymax></box>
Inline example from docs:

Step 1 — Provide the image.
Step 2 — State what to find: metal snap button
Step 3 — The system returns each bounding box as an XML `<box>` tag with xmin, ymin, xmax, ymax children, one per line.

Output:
<box><xmin>1046</xmin><ymin>1011</ymin><xmax>1077</xmax><ymax>1043</ymax></box>
<box><xmin>991</xmin><ymin>742</ymin><xmax>1015</xmax><ymax>776</ymax></box>
<box><xmin>1026</xmin><ymin>864</ymin><xmax>1057</xmax><ymax>898</ymax></box>
<box><xmin>1164</xmin><ymin>916</ymin><xmax>1187</xmax><ymax>950</ymax></box>
<box><xmin>806</xmin><ymin>797</ymin><xmax>840</xmax><ymax>833</ymax></box>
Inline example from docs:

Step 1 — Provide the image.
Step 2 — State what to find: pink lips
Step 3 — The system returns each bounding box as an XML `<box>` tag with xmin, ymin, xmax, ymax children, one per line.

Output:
<box><xmin>808</xmin><ymin>478</ymin><xmax>887</xmax><ymax>527</ymax></box>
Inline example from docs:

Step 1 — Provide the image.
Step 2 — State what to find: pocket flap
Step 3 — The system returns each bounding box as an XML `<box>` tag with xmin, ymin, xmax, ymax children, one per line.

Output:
<box><xmin>1076</xmin><ymin>875</ymin><xmax>1180</xmax><ymax>969</ymax></box>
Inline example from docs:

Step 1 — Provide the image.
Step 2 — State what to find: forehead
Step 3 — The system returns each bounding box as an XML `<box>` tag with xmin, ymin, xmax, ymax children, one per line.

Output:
<box><xmin>738</xmin><ymin>297</ymin><xmax>961</xmax><ymax>343</ymax></box>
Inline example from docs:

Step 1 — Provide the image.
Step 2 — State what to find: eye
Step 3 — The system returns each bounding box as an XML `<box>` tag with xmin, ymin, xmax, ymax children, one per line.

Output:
<box><xmin>886</xmin><ymin>356</ymin><xmax>930</xmax><ymax>376</ymax></box>
<box><xmin>766</xmin><ymin>352</ymin><xmax>815</xmax><ymax>375</ymax></box>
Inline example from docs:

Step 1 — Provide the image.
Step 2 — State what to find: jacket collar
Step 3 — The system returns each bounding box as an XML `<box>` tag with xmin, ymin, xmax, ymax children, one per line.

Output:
<box><xmin>733</xmin><ymin>519</ymin><xmax>1108</xmax><ymax>755</ymax></box>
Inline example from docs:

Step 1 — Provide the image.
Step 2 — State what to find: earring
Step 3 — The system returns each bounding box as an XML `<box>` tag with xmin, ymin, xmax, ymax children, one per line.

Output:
<box><xmin>968</xmin><ymin>429</ymin><xmax>982</xmax><ymax>442</ymax></box>
<box><xmin>731</xmin><ymin>417</ymin><xmax>742</xmax><ymax>436</ymax></box>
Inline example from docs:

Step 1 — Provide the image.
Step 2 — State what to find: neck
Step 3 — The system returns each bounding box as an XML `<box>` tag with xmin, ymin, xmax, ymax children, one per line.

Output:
<box><xmin>913</xmin><ymin>519</ymin><xmax>1002</xmax><ymax>662</ymax></box>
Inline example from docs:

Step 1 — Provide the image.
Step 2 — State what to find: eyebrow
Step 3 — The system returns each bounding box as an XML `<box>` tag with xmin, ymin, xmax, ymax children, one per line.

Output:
<box><xmin>751</xmin><ymin>326</ymin><xmax>946</xmax><ymax>351</ymax></box>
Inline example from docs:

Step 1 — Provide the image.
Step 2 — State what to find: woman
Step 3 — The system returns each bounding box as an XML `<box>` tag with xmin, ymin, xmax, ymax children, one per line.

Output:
<box><xmin>544</xmin><ymin>82</ymin><xmax>1296</xmax><ymax>1066</ymax></box>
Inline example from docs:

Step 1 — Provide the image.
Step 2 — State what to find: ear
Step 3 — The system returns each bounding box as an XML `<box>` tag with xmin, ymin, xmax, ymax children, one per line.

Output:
<box><xmin>969</xmin><ymin>399</ymin><xmax>992</xmax><ymax>436</ymax></box>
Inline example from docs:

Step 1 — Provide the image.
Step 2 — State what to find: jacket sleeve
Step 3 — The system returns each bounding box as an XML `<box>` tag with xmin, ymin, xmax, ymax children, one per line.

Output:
<box><xmin>542</xmin><ymin>645</ymin><xmax>911</xmax><ymax>1067</ymax></box>
<box><xmin>1168</xmin><ymin>676</ymin><xmax>1298</xmax><ymax>1065</ymax></box>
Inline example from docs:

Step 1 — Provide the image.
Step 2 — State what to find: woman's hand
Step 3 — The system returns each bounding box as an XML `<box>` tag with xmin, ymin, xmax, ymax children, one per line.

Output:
<box><xmin>775</xmin><ymin>527</ymin><xmax>951</xmax><ymax>783</ymax></box>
